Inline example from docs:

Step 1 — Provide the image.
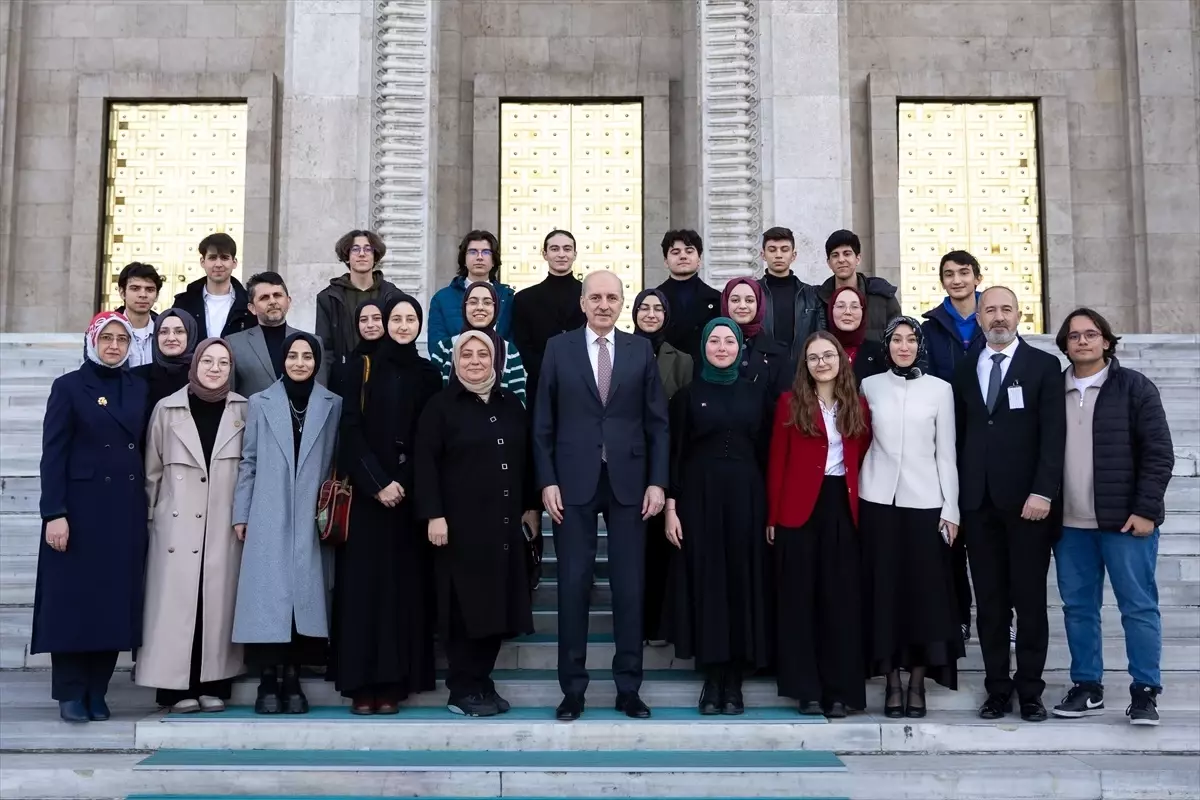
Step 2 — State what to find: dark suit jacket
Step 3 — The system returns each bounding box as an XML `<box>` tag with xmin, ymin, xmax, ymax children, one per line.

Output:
<box><xmin>533</xmin><ymin>327</ymin><xmax>670</xmax><ymax>507</ymax></box>
<box><xmin>953</xmin><ymin>338</ymin><xmax>1066</xmax><ymax>513</ymax></box>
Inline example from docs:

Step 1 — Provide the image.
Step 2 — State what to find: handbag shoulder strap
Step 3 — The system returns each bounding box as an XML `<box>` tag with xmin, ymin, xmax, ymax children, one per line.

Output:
<box><xmin>360</xmin><ymin>355</ymin><xmax>371</xmax><ymax>412</ymax></box>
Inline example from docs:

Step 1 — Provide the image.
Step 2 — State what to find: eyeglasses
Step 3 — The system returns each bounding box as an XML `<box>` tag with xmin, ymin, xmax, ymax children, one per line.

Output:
<box><xmin>806</xmin><ymin>352</ymin><xmax>838</xmax><ymax>365</ymax></box>
<box><xmin>98</xmin><ymin>334</ymin><xmax>130</xmax><ymax>346</ymax></box>
<box><xmin>198</xmin><ymin>358</ymin><xmax>231</xmax><ymax>370</ymax></box>
<box><xmin>466</xmin><ymin>248</ymin><xmax>493</xmax><ymax>258</ymax></box>
<box><xmin>465</xmin><ymin>297</ymin><xmax>495</xmax><ymax>307</ymax></box>
<box><xmin>1067</xmin><ymin>331</ymin><xmax>1102</xmax><ymax>343</ymax></box>
<box><xmin>350</xmin><ymin>245</ymin><xmax>373</xmax><ymax>254</ymax></box>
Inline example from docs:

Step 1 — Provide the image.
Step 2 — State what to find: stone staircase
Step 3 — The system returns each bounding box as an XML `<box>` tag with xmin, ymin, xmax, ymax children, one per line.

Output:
<box><xmin>1</xmin><ymin>332</ymin><xmax>1198</xmax><ymax>799</ymax></box>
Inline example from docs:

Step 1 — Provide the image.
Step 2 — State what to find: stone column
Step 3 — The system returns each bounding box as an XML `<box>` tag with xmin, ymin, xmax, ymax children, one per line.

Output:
<box><xmin>758</xmin><ymin>0</ymin><xmax>849</xmax><ymax>283</ymax></box>
<box><xmin>275</xmin><ymin>0</ymin><xmax>376</xmax><ymax>332</ymax></box>
<box><xmin>1121</xmin><ymin>0</ymin><xmax>1199</xmax><ymax>332</ymax></box>
<box><xmin>0</xmin><ymin>0</ymin><xmax>24</xmax><ymax>331</ymax></box>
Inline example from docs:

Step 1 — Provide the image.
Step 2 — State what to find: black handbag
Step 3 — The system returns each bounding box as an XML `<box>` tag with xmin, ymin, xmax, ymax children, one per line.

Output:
<box><xmin>523</xmin><ymin>521</ymin><xmax>543</xmax><ymax>592</ymax></box>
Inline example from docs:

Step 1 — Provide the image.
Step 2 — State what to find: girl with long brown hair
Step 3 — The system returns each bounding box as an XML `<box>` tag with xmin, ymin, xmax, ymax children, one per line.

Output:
<box><xmin>766</xmin><ymin>331</ymin><xmax>872</xmax><ymax>717</ymax></box>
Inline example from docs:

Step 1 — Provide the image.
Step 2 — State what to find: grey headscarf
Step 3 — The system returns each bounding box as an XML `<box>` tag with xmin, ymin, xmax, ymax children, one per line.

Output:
<box><xmin>151</xmin><ymin>308</ymin><xmax>199</xmax><ymax>373</ymax></box>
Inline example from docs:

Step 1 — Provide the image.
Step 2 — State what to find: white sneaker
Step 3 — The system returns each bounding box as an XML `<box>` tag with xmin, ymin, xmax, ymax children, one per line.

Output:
<box><xmin>198</xmin><ymin>696</ymin><xmax>226</xmax><ymax>712</ymax></box>
<box><xmin>1010</xmin><ymin>624</ymin><xmax>1017</xmax><ymax>650</ymax></box>
<box><xmin>171</xmin><ymin>698</ymin><xmax>200</xmax><ymax>714</ymax></box>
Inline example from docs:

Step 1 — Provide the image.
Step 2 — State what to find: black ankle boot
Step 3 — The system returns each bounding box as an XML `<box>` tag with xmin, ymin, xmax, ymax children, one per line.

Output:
<box><xmin>698</xmin><ymin>667</ymin><xmax>722</xmax><ymax>715</ymax></box>
<box><xmin>282</xmin><ymin>665</ymin><xmax>308</xmax><ymax>714</ymax></box>
<box><xmin>722</xmin><ymin>668</ymin><xmax>745</xmax><ymax>716</ymax></box>
<box><xmin>254</xmin><ymin>667</ymin><xmax>281</xmax><ymax>715</ymax></box>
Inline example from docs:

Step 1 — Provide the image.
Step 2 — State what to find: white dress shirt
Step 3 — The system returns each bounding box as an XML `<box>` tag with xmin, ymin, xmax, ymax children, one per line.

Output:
<box><xmin>976</xmin><ymin>337</ymin><xmax>1020</xmax><ymax>402</ymax></box>
<box><xmin>584</xmin><ymin>324</ymin><xmax>615</xmax><ymax>387</ymax></box>
<box><xmin>820</xmin><ymin>398</ymin><xmax>845</xmax><ymax>476</ymax></box>
<box><xmin>203</xmin><ymin>286</ymin><xmax>234</xmax><ymax>338</ymax></box>
<box><xmin>860</xmin><ymin>372</ymin><xmax>960</xmax><ymax>524</ymax></box>
<box><xmin>128</xmin><ymin>322</ymin><xmax>154</xmax><ymax>368</ymax></box>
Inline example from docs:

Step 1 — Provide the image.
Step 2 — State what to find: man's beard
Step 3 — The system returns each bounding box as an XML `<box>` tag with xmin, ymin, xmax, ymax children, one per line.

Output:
<box><xmin>984</xmin><ymin>326</ymin><xmax>1016</xmax><ymax>346</ymax></box>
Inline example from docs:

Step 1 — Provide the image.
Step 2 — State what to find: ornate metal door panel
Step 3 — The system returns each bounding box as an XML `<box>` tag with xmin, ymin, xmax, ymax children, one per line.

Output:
<box><xmin>500</xmin><ymin>102</ymin><xmax>643</xmax><ymax>328</ymax></box>
<box><xmin>102</xmin><ymin>103</ymin><xmax>247</xmax><ymax>311</ymax></box>
<box><xmin>898</xmin><ymin>102</ymin><xmax>1044</xmax><ymax>332</ymax></box>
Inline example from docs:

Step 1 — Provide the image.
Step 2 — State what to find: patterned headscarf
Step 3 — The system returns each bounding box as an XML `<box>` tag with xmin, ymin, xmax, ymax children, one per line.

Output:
<box><xmin>699</xmin><ymin>317</ymin><xmax>743</xmax><ymax>386</ymax></box>
<box><xmin>84</xmin><ymin>311</ymin><xmax>135</xmax><ymax>369</ymax></box>
<box><xmin>720</xmin><ymin>277</ymin><xmax>764</xmax><ymax>339</ymax></box>
<box><xmin>882</xmin><ymin>316</ymin><xmax>926</xmax><ymax>380</ymax></box>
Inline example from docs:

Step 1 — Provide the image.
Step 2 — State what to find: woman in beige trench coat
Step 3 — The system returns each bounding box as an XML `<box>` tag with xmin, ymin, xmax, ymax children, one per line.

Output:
<box><xmin>136</xmin><ymin>338</ymin><xmax>247</xmax><ymax>713</ymax></box>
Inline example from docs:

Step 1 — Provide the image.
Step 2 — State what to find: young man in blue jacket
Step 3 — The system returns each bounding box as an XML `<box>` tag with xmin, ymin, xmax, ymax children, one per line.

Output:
<box><xmin>920</xmin><ymin>250</ymin><xmax>984</xmax><ymax>644</ymax></box>
<box><xmin>427</xmin><ymin>230</ymin><xmax>516</xmax><ymax>345</ymax></box>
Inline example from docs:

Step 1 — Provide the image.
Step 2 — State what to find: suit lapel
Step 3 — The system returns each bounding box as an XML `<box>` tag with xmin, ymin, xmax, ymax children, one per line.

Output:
<box><xmin>297</xmin><ymin>389</ymin><xmax>331</xmax><ymax>469</ymax></box>
<box><xmin>993</xmin><ymin>340</ymin><xmax>1031</xmax><ymax>414</ymax></box>
<box><xmin>262</xmin><ymin>384</ymin><xmax>297</xmax><ymax>474</ymax></box>
<box><xmin>607</xmin><ymin>331</ymin><xmax>635</xmax><ymax>400</ymax></box>
<box><xmin>211</xmin><ymin>399</ymin><xmax>246</xmax><ymax>460</ymax></box>
<box><xmin>170</xmin><ymin>416</ymin><xmax>208</xmax><ymax>473</ymax></box>
<box><xmin>246</xmin><ymin>327</ymin><xmax>274</xmax><ymax>380</ymax></box>
<box><xmin>575</xmin><ymin>329</ymin><xmax>602</xmax><ymax>404</ymax></box>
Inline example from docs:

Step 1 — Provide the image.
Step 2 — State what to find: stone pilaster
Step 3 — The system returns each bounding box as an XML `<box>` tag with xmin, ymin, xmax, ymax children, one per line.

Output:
<box><xmin>371</xmin><ymin>0</ymin><xmax>438</xmax><ymax>313</ymax></box>
<box><xmin>1121</xmin><ymin>0</ymin><xmax>1200</xmax><ymax>332</ymax></box>
<box><xmin>758</xmin><ymin>0</ymin><xmax>849</xmax><ymax>282</ymax></box>
<box><xmin>0</xmin><ymin>0</ymin><xmax>24</xmax><ymax>331</ymax></box>
<box><xmin>276</xmin><ymin>0</ymin><xmax>375</xmax><ymax>332</ymax></box>
<box><xmin>696</xmin><ymin>0</ymin><xmax>764</xmax><ymax>285</ymax></box>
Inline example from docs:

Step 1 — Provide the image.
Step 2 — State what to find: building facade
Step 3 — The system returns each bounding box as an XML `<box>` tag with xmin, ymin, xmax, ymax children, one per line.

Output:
<box><xmin>0</xmin><ymin>0</ymin><xmax>1196</xmax><ymax>335</ymax></box>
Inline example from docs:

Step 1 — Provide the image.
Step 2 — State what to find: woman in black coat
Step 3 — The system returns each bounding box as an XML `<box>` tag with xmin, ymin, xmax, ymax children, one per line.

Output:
<box><xmin>664</xmin><ymin>318</ymin><xmax>773</xmax><ymax>716</ymax></box>
<box><xmin>333</xmin><ymin>293</ymin><xmax>443</xmax><ymax>714</ymax></box>
<box><xmin>131</xmin><ymin>308</ymin><xmax>199</xmax><ymax>429</ymax></box>
<box><xmin>828</xmin><ymin>285</ymin><xmax>886</xmax><ymax>385</ymax></box>
<box><xmin>34</xmin><ymin>311</ymin><xmax>148</xmax><ymax>723</ymax></box>
<box><xmin>722</xmin><ymin>278</ymin><xmax>790</xmax><ymax>397</ymax></box>
<box><xmin>328</xmin><ymin>298</ymin><xmax>385</xmax><ymax>399</ymax></box>
<box><xmin>415</xmin><ymin>329</ymin><xmax>536</xmax><ymax>718</ymax></box>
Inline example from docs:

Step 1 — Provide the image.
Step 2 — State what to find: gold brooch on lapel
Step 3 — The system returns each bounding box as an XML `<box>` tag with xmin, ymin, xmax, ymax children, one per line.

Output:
<box><xmin>97</xmin><ymin>397</ymin><xmax>108</xmax><ymax>407</ymax></box>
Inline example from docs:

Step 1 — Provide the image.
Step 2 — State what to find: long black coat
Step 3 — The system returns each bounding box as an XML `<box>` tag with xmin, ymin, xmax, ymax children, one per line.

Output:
<box><xmin>32</xmin><ymin>363</ymin><xmax>148</xmax><ymax>654</ymax></box>
<box><xmin>1083</xmin><ymin>358</ymin><xmax>1175</xmax><ymax>529</ymax></box>
<box><xmin>415</xmin><ymin>384</ymin><xmax>535</xmax><ymax>641</ymax></box>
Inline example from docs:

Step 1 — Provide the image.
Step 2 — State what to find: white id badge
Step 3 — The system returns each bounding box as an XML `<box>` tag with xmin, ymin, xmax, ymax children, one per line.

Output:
<box><xmin>1008</xmin><ymin>386</ymin><xmax>1025</xmax><ymax>410</ymax></box>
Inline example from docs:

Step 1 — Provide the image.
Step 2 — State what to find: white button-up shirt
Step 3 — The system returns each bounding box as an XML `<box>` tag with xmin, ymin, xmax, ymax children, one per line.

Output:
<box><xmin>976</xmin><ymin>337</ymin><xmax>1020</xmax><ymax>402</ymax></box>
<box><xmin>584</xmin><ymin>324</ymin><xmax>615</xmax><ymax>387</ymax></box>
<box><xmin>127</xmin><ymin>322</ymin><xmax>154</xmax><ymax>368</ymax></box>
<box><xmin>820</xmin><ymin>398</ymin><xmax>845</xmax><ymax>476</ymax></box>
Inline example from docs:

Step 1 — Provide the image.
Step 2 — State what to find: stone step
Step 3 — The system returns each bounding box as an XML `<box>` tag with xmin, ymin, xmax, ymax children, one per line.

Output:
<box><xmin>2</xmin><ymin>752</ymin><xmax>1194</xmax><ymax>800</ymax></box>
<box><xmin>131</xmin><ymin>706</ymin><xmax>1200</xmax><ymax>753</ymax></box>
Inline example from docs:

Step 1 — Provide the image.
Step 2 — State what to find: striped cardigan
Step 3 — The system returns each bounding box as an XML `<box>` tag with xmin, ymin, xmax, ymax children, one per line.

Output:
<box><xmin>429</xmin><ymin>335</ymin><xmax>527</xmax><ymax>406</ymax></box>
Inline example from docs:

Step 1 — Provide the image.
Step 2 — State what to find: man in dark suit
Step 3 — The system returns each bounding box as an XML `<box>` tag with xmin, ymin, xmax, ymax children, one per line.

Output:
<box><xmin>953</xmin><ymin>285</ymin><xmax>1066</xmax><ymax>722</ymax></box>
<box><xmin>533</xmin><ymin>270</ymin><xmax>670</xmax><ymax>721</ymax></box>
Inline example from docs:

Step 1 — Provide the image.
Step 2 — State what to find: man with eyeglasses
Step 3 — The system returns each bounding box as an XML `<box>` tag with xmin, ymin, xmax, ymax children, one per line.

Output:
<box><xmin>316</xmin><ymin>229</ymin><xmax>401</xmax><ymax>366</ymax></box>
<box><xmin>1050</xmin><ymin>308</ymin><xmax>1173</xmax><ymax>727</ymax></box>
<box><xmin>427</xmin><ymin>231</ymin><xmax>516</xmax><ymax>347</ymax></box>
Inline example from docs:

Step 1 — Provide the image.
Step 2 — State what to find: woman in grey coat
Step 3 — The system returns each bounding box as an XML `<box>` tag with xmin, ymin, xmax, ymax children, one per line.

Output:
<box><xmin>233</xmin><ymin>332</ymin><xmax>342</xmax><ymax>715</ymax></box>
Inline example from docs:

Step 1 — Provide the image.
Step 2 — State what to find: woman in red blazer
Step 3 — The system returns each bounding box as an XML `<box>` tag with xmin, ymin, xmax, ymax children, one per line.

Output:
<box><xmin>767</xmin><ymin>331</ymin><xmax>871</xmax><ymax>718</ymax></box>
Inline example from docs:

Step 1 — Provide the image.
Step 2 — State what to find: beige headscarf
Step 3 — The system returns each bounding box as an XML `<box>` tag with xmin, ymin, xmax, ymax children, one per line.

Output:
<box><xmin>453</xmin><ymin>329</ymin><xmax>497</xmax><ymax>399</ymax></box>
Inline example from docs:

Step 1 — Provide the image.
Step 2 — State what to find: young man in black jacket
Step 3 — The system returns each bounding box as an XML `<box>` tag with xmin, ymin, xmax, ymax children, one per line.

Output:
<box><xmin>1050</xmin><ymin>308</ymin><xmax>1174</xmax><ymax>726</ymax></box>
<box><xmin>816</xmin><ymin>229</ymin><xmax>901</xmax><ymax>342</ymax></box>
<box><xmin>171</xmin><ymin>233</ymin><xmax>255</xmax><ymax>340</ymax></box>
<box><xmin>655</xmin><ymin>229</ymin><xmax>720</xmax><ymax>363</ymax></box>
<box><xmin>757</xmin><ymin>226</ymin><xmax>825</xmax><ymax>376</ymax></box>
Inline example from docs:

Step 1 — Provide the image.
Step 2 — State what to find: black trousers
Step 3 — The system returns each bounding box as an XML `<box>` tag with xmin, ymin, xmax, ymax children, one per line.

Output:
<box><xmin>445</xmin><ymin>594</ymin><xmax>502</xmax><ymax>700</ymax></box>
<box><xmin>951</xmin><ymin>533</ymin><xmax>972</xmax><ymax>628</ymax></box>
<box><xmin>556</xmin><ymin>464</ymin><xmax>645</xmax><ymax>697</ymax></box>
<box><xmin>156</xmin><ymin>563</ymin><xmax>232</xmax><ymax>706</ymax></box>
<box><xmin>643</xmin><ymin>511</ymin><xmax>670</xmax><ymax>641</ymax></box>
<box><xmin>51</xmin><ymin>651</ymin><xmax>119</xmax><ymax>702</ymax></box>
<box><xmin>964</xmin><ymin>497</ymin><xmax>1053</xmax><ymax>700</ymax></box>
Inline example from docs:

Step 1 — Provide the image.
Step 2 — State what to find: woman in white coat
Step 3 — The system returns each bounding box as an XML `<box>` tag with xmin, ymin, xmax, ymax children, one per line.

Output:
<box><xmin>859</xmin><ymin>317</ymin><xmax>964</xmax><ymax>719</ymax></box>
<box><xmin>138</xmin><ymin>339</ymin><xmax>247</xmax><ymax>712</ymax></box>
<box><xmin>233</xmin><ymin>332</ymin><xmax>342</xmax><ymax>715</ymax></box>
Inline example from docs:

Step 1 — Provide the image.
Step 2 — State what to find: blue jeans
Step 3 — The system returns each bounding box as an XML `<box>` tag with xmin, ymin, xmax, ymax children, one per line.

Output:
<box><xmin>1054</xmin><ymin>526</ymin><xmax>1162</xmax><ymax>690</ymax></box>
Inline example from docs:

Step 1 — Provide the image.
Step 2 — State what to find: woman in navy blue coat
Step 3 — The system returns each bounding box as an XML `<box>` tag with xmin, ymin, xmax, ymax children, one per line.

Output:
<box><xmin>33</xmin><ymin>311</ymin><xmax>148</xmax><ymax>722</ymax></box>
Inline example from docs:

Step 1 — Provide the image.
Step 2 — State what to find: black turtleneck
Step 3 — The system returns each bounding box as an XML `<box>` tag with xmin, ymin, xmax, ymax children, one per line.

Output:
<box><xmin>188</xmin><ymin>393</ymin><xmax>225</xmax><ymax>466</ymax></box>
<box><xmin>261</xmin><ymin>323</ymin><xmax>288</xmax><ymax>378</ymax></box>
<box><xmin>511</xmin><ymin>272</ymin><xmax>586</xmax><ymax>397</ymax></box>
<box><xmin>764</xmin><ymin>272</ymin><xmax>796</xmax><ymax>348</ymax></box>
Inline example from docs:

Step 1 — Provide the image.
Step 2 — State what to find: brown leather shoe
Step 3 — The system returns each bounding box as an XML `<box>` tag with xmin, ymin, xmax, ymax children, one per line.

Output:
<box><xmin>375</xmin><ymin>700</ymin><xmax>399</xmax><ymax>715</ymax></box>
<box><xmin>351</xmin><ymin>693</ymin><xmax>374</xmax><ymax>715</ymax></box>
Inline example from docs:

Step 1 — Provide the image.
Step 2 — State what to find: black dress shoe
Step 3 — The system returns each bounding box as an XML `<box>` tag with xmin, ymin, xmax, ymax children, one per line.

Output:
<box><xmin>556</xmin><ymin>694</ymin><xmax>585</xmax><ymax>721</ymax></box>
<box><xmin>825</xmin><ymin>701</ymin><xmax>847</xmax><ymax>719</ymax></box>
<box><xmin>697</xmin><ymin>679</ymin><xmax>722</xmax><ymax>715</ymax></box>
<box><xmin>799</xmin><ymin>700</ymin><xmax>824</xmax><ymax>716</ymax></box>
<box><xmin>979</xmin><ymin>693</ymin><xmax>1013</xmax><ymax>720</ymax></box>
<box><xmin>722</xmin><ymin>685</ymin><xmax>745</xmax><ymax>716</ymax></box>
<box><xmin>489</xmin><ymin>691</ymin><xmax>511</xmax><ymax>714</ymax></box>
<box><xmin>59</xmin><ymin>700</ymin><xmax>89</xmax><ymax>723</ymax></box>
<box><xmin>254</xmin><ymin>692</ymin><xmax>282</xmax><ymax>714</ymax></box>
<box><xmin>1020</xmin><ymin>697</ymin><xmax>1048</xmax><ymax>722</ymax></box>
<box><xmin>615</xmin><ymin>692</ymin><xmax>651</xmax><ymax>719</ymax></box>
<box><xmin>87</xmin><ymin>695</ymin><xmax>111</xmax><ymax>721</ymax></box>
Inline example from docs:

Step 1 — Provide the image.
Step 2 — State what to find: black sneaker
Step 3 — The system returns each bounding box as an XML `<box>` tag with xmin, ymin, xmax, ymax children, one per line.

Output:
<box><xmin>488</xmin><ymin>690</ymin><xmax>511</xmax><ymax>714</ymax></box>
<box><xmin>1052</xmin><ymin>683</ymin><xmax>1105</xmax><ymax>718</ymax></box>
<box><xmin>1127</xmin><ymin>685</ymin><xmax>1160</xmax><ymax>726</ymax></box>
<box><xmin>448</xmin><ymin>693</ymin><xmax>500</xmax><ymax>717</ymax></box>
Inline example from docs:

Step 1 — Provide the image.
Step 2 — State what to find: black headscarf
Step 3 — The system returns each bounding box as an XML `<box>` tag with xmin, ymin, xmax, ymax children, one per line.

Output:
<box><xmin>281</xmin><ymin>331</ymin><xmax>323</xmax><ymax>408</ymax></box>
<box><xmin>353</xmin><ymin>297</ymin><xmax>386</xmax><ymax>356</ymax></box>
<box><xmin>459</xmin><ymin>282</ymin><xmax>506</xmax><ymax>375</ymax></box>
<box><xmin>882</xmin><ymin>315</ymin><xmax>926</xmax><ymax>380</ymax></box>
<box><xmin>377</xmin><ymin>293</ymin><xmax>424</xmax><ymax>366</ymax></box>
<box><xmin>633</xmin><ymin>288</ymin><xmax>671</xmax><ymax>355</ymax></box>
<box><xmin>151</xmin><ymin>308</ymin><xmax>199</xmax><ymax>372</ymax></box>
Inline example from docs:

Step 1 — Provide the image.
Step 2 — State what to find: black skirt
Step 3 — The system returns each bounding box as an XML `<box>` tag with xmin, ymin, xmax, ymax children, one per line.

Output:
<box><xmin>774</xmin><ymin>476</ymin><xmax>865</xmax><ymax>709</ymax></box>
<box><xmin>861</xmin><ymin>501</ymin><xmax>964</xmax><ymax>689</ymax></box>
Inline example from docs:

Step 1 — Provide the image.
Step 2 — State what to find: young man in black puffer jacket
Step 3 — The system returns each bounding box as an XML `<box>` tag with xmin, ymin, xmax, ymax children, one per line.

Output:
<box><xmin>815</xmin><ymin>229</ymin><xmax>901</xmax><ymax>342</ymax></box>
<box><xmin>1050</xmin><ymin>307</ymin><xmax>1175</xmax><ymax>727</ymax></box>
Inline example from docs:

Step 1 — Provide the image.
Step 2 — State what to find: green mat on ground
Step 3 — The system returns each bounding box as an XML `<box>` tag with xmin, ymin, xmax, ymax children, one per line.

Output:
<box><xmin>161</xmin><ymin>705</ymin><xmax>826</xmax><ymax>723</ymax></box>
